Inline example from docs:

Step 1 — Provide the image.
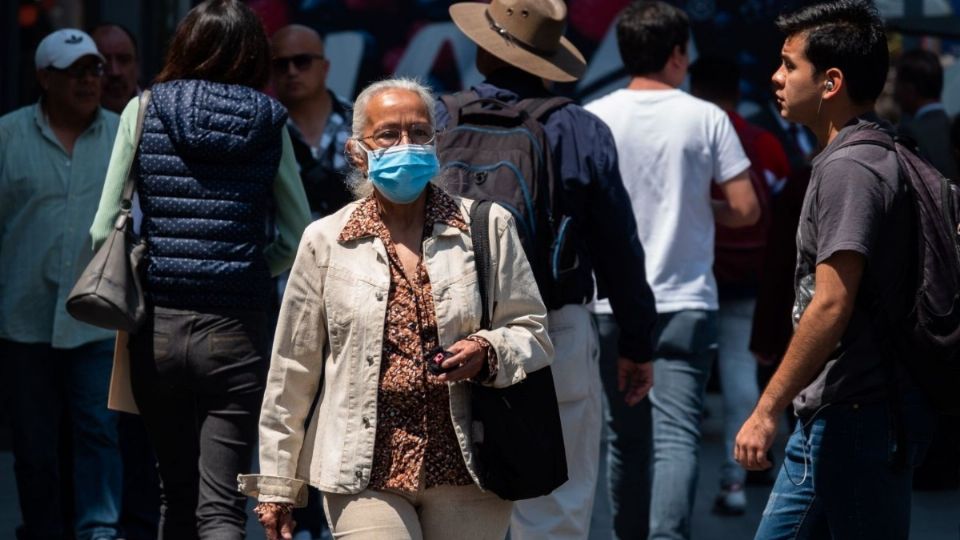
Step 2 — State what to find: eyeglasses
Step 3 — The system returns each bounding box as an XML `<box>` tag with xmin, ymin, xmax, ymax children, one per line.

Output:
<box><xmin>47</xmin><ymin>62</ymin><xmax>104</xmax><ymax>79</ymax></box>
<box><xmin>271</xmin><ymin>54</ymin><xmax>324</xmax><ymax>73</ymax></box>
<box><xmin>359</xmin><ymin>124</ymin><xmax>437</xmax><ymax>148</ymax></box>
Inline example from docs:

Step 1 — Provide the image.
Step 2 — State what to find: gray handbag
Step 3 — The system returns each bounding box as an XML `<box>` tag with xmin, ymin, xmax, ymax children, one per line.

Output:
<box><xmin>66</xmin><ymin>90</ymin><xmax>151</xmax><ymax>332</ymax></box>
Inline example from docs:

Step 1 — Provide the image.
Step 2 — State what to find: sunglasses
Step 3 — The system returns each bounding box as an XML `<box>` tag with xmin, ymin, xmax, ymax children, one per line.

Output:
<box><xmin>271</xmin><ymin>54</ymin><xmax>324</xmax><ymax>73</ymax></box>
<box><xmin>47</xmin><ymin>62</ymin><xmax>104</xmax><ymax>79</ymax></box>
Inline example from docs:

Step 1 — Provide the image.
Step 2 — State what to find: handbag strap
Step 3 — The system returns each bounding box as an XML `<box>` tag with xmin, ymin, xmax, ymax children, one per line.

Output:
<box><xmin>469</xmin><ymin>200</ymin><xmax>494</xmax><ymax>330</ymax></box>
<box><xmin>120</xmin><ymin>90</ymin><xmax>152</xmax><ymax>204</ymax></box>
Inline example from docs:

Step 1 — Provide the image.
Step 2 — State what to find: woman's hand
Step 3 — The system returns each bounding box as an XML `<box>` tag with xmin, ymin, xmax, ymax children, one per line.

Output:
<box><xmin>437</xmin><ymin>339</ymin><xmax>487</xmax><ymax>382</ymax></box>
<box><xmin>254</xmin><ymin>502</ymin><xmax>296</xmax><ymax>540</ymax></box>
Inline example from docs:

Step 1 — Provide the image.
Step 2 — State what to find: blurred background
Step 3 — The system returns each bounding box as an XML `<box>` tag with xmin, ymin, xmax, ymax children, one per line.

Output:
<box><xmin>2</xmin><ymin>0</ymin><xmax>959</xmax><ymax>120</ymax></box>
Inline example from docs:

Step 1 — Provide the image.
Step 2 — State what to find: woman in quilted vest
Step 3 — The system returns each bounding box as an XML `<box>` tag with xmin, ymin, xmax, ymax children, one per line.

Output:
<box><xmin>240</xmin><ymin>78</ymin><xmax>554</xmax><ymax>540</ymax></box>
<box><xmin>89</xmin><ymin>1</ymin><xmax>310</xmax><ymax>538</ymax></box>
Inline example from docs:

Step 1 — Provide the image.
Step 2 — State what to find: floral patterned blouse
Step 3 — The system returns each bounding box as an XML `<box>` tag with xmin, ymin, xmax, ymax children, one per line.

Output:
<box><xmin>337</xmin><ymin>186</ymin><xmax>495</xmax><ymax>493</ymax></box>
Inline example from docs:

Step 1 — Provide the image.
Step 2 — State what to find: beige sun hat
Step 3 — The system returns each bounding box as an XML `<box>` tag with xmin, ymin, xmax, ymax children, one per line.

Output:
<box><xmin>449</xmin><ymin>0</ymin><xmax>586</xmax><ymax>82</ymax></box>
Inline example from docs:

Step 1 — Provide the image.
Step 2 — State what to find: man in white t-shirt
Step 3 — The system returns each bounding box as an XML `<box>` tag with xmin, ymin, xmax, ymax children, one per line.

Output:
<box><xmin>586</xmin><ymin>2</ymin><xmax>758</xmax><ymax>538</ymax></box>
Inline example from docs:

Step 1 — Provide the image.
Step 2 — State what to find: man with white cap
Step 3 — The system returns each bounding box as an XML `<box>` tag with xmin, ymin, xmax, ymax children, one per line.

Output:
<box><xmin>0</xmin><ymin>29</ymin><xmax>122</xmax><ymax>540</ymax></box>
<box><xmin>438</xmin><ymin>1</ymin><xmax>658</xmax><ymax>538</ymax></box>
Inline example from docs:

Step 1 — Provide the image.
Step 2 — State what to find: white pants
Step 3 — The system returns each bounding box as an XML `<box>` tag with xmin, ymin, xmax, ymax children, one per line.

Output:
<box><xmin>511</xmin><ymin>304</ymin><xmax>603</xmax><ymax>540</ymax></box>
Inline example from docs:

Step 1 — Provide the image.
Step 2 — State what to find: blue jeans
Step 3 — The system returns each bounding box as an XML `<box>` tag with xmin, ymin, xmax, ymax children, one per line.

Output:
<box><xmin>3</xmin><ymin>338</ymin><xmax>122</xmax><ymax>540</ymax></box>
<box><xmin>593</xmin><ymin>313</ymin><xmax>652</xmax><ymax>540</ymax></box>
<box><xmin>755</xmin><ymin>391</ymin><xmax>936</xmax><ymax>540</ymax></box>
<box><xmin>649</xmin><ymin>310</ymin><xmax>717</xmax><ymax>540</ymax></box>
<box><xmin>717</xmin><ymin>296</ymin><xmax>759</xmax><ymax>488</ymax></box>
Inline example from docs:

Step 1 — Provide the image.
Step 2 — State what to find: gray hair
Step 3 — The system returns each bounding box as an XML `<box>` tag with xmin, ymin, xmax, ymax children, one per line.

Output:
<box><xmin>346</xmin><ymin>77</ymin><xmax>439</xmax><ymax>199</ymax></box>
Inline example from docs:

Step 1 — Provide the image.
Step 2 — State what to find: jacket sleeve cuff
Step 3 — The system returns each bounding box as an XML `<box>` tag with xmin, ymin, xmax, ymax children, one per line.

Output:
<box><xmin>617</xmin><ymin>338</ymin><xmax>653</xmax><ymax>364</ymax></box>
<box><xmin>466</xmin><ymin>335</ymin><xmax>498</xmax><ymax>383</ymax></box>
<box><xmin>237</xmin><ymin>474</ymin><xmax>309</xmax><ymax>508</ymax></box>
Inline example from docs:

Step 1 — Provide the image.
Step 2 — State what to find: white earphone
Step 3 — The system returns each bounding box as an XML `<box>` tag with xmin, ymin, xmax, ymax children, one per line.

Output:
<box><xmin>825</xmin><ymin>81</ymin><xmax>835</xmax><ymax>90</ymax></box>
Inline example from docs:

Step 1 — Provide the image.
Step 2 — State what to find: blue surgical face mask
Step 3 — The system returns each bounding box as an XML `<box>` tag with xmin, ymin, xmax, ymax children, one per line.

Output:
<box><xmin>364</xmin><ymin>143</ymin><xmax>439</xmax><ymax>204</ymax></box>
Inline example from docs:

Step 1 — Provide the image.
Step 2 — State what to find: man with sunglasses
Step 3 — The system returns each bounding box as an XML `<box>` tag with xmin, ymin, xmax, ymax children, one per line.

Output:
<box><xmin>0</xmin><ymin>29</ymin><xmax>123</xmax><ymax>540</ymax></box>
<box><xmin>267</xmin><ymin>24</ymin><xmax>355</xmax><ymax>540</ymax></box>
<box><xmin>271</xmin><ymin>24</ymin><xmax>354</xmax><ymax>220</ymax></box>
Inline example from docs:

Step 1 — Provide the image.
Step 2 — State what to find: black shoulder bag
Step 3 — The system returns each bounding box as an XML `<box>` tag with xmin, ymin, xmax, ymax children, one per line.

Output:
<box><xmin>469</xmin><ymin>199</ymin><xmax>568</xmax><ymax>501</ymax></box>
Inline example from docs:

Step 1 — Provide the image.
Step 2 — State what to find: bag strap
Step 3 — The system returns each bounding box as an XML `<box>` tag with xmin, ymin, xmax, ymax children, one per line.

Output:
<box><xmin>470</xmin><ymin>200</ymin><xmax>494</xmax><ymax>330</ymax></box>
<box><xmin>120</xmin><ymin>90</ymin><xmax>152</xmax><ymax>204</ymax></box>
<box><xmin>440</xmin><ymin>90</ymin><xmax>479</xmax><ymax>127</ymax></box>
<box><xmin>832</xmin><ymin>127</ymin><xmax>914</xmax><ymax>467</ymax></box>
<box><xmin>516</xmin><ymin>96</ymin><xmax>573</xmax><ymax>123</ymax></box>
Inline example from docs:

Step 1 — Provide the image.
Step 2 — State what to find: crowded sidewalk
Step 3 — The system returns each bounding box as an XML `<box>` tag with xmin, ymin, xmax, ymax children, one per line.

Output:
<box><xmin>3</xmin><ymin>392</ymin><xmax>959</xmax><ymax>539</ymax></box>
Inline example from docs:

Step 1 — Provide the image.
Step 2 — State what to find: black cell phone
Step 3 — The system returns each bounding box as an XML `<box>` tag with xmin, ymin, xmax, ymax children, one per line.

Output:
<box><xmin>425</xmin><ymin>346</ymin><xmax>456</xmax><ymax>375</ymax></box>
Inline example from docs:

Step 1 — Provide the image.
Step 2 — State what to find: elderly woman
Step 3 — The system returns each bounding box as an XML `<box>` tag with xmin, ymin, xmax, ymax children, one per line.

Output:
<box><xmin>239</xmin><ymin>77</ymin><xmax>553</xmax><ymax>540</ymax></box>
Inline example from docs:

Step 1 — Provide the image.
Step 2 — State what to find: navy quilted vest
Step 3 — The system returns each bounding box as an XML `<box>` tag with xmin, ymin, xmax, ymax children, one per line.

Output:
<box><xmin>137</xmin><ymin>80</ymin><xmax>287</xmax><ymax>310</ymax></box>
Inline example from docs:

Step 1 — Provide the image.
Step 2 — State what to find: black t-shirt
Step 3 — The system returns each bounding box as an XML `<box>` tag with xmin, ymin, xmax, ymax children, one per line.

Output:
<box><xmin>791</xmin><ymin>114</ymin><xmax>914</xmax><ymax>416</ymax></box>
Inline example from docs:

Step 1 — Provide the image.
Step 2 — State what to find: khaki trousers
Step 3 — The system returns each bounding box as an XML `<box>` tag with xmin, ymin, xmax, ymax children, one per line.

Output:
<box><xmin>322</xmin><ymin>484</ymin><xmax>511</xmax><ymax>540</ymax></box>
<box><xmin>511</xmin><ymin>304</ymin><xmax>603</xmax><ymax>539</ymax></box>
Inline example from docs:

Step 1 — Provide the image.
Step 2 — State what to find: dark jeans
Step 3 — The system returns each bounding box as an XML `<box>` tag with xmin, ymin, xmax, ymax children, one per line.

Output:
<box><xmin>594</xmin><ymin>314</ymin><xmax>653</xmax><ymax>540</ymax></box>
<box><xmin>2</xmin><ymin>338</ymin><xmax>122</xmax><ymax>540</ymax></box>
<box><xmin>755</xmin><ymin>391</ymin><xmax>936</xmax><ymax>540</ymax></box>
<box><xmin>118</xmin><ymin>412</ymin><xmax>161</xmax><ymax>540</ymax></box>
<box><xmin>128</xmin><ymin>307</ymin><xmax>268</xmax><ymax>540</ymax></box>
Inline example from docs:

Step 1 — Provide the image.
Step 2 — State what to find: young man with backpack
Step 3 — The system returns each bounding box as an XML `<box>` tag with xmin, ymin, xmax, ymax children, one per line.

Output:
<box><xmin>437</xmin><ymin>0</ymin><xmax>658</xmax><ymax>537</ymax></box>
<box><xmin>736</xmin><ymin>2</ymin><xmax>946</xmax><ymax>537</ymax></box>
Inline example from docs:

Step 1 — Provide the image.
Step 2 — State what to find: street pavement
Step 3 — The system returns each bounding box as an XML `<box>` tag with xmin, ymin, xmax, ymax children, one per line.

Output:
<box><xmin>1</xmin><ymin>393</ymin><xmax>958</xmax><ymax>539</ymax></box>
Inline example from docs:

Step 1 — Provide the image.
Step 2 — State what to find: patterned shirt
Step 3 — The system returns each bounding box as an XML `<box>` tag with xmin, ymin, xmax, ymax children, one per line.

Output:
<box><xmin>338</xmin><ymin>186</ymin><xmax>478</xmax><ymax>493</ymax></box>
<box><xmin>287</xmin><ymin>91</ymin><xmax>354</xmax><ymax>219</ymax></box>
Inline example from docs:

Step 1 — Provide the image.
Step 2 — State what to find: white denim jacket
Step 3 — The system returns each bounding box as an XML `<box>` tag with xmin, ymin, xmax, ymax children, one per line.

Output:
<box><xmin>238</xmin><ymin>196</ymin><xmax>553</xmax><ymax>505</ymax></box>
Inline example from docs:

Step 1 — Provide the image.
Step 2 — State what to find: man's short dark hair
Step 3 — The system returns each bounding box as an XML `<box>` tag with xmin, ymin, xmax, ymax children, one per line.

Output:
<box><xmin>90</xmin><ymin>22</ymin><xmax>139</xmax><ymax>58</ymax></box>
<box><xmin>775</xmin><ymin>0</ymin><xmax>888</xmax><ymax>104</ymax></box>
<box><xmin>616</xmin><ymin>1</ymin><xmax>689</xmax><ymax>76</ymax></box>
<box><xmin>689</xmin><ymin>55</ymin><xmax>740</xmax><ymax>103</ymax></box>
<box><xmin>897</xmin><ymin>49</ymin><xmax>943</xmax><ymax>100</ymax></box>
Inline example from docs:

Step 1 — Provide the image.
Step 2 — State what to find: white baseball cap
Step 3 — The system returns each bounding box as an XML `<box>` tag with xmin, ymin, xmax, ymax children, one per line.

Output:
<box><xmin>35</xmin><ymin>29</ymin><xmax>105</xmax><ymax>70</ymax></box>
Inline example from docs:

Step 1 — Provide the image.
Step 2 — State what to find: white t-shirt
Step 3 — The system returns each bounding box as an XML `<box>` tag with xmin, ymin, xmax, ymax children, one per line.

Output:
<box><xmin>586</xmin><ymin>89</ymin><xmax>750</xmax><ymax>314</ymax></box>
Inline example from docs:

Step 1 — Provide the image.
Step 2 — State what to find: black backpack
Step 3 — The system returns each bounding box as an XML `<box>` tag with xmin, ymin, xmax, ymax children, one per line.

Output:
<box><xmin>838</xmin><ymin>130</ymin><xmax>960</xmax><ymax>415</ymax></box>
<box><xmin>437</xmin><ymin>91</ymin><xmax>576</xmax><ymax>309</ymax></box>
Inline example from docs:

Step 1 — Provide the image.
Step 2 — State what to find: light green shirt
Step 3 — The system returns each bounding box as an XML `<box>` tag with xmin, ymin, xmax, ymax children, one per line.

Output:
<box><xmin>0</xmin><ymin>103</ymin><xmax>119</xmax><ymax>348</ymax></box>
<box><xmin>89</xmin><ymin>97</ymin><xmax>311</xmax><ymax>278</ymax></box>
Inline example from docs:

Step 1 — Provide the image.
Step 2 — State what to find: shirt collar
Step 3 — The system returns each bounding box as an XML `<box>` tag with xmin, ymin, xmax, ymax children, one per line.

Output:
<box><xmin>474</xmin><ymin>68</ymin><xmax>552</xmax><ymax>103</ymax></box>
<box><xmin>814</xmin><ymin>112</ymin><xmax>891</xmax><ymax>167</ymax></box>
<box><xmin>914</xmin><ymin>102</ymin><xmax>945</xmax><ymax>119</ymax></box>
<box><xmin>33</xmin><ymin>99</ymin><xmax>106</xmax><ymax>134</ymax></box>
<box><xmin>286</xmin><ymin>90</ymin><xmax>349</xmax><ymax>148</ymax></box>
<box><xmin>338</xmin><ymin>185</ymin><xmax>467</xmax><ymax>243</ymax></box>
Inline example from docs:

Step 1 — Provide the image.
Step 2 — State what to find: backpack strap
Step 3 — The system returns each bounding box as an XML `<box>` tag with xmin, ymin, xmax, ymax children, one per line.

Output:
<box><xmin>517</xmin><ymin>96</ymin><xmax>574</xmax><ymax>123</ymax></box>
<box><xmin>470</xmin><ymin>200</ymin><xmax>494</xmax><ymax>330</ymax></box>
<box><xmin>441</xmin><ymin>91</ymin><xmax>479</xmax><ymax>127</ymax></box>
<box><xmin>833</xmin><ymin>128</ymin><xmax>896</xmax><ymax>152</ymax></box>
<box><xmin>831</xmin><ymin>127</ymin><xmax>913</xmax><ymax>467</ymax></box>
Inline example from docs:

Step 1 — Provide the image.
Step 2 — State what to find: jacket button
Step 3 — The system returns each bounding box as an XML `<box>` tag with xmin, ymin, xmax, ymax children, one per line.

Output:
<box><xmin>362</xmin><ymin>416</ymin><xmax>370</xmax><ymax>428</ymax></box>
<box><xmin>375</xmin><ymin>291</ymin><xmax>384</xmax><ymax>301</ymax></box>
<box><xmin>355</xmin><ymin>470</ymin><xmax>363</xmax><ymax>479</ymax></box>
<box><xmin>366</xmin><ymin>355</ymin><xmax>374</xmax><ymax>365</ymax></box>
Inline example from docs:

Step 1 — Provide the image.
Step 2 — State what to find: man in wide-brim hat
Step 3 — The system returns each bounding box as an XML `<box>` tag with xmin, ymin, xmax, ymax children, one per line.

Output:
<box><xmin>437</xmin><ymin>1</ymin><xmax>659</xmax><ymax>538</ymax></box>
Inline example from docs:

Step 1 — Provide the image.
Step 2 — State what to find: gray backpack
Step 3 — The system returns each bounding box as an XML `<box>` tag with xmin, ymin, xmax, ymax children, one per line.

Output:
<box><xmin>838</xmin><ymin>129</ymin><xmax>960</xmax><ymax>415</ymax></box>
<box><xmin>437</xmin><ymin>92</ymin><xmax>576</xmax><ymax>309</ymax></box>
